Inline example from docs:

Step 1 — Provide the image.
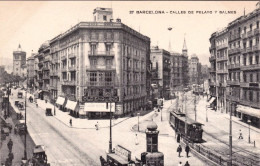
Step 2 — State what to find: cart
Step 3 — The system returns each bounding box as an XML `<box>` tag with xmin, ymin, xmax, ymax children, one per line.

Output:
<box><xmin>45</xmin><ymin>108</ymin><xmax>52</xmax><ymax>116</ymax></box>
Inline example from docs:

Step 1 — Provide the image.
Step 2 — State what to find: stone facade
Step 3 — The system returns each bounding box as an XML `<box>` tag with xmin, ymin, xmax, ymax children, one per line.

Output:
<box><xmin>13</xmin><ymin>44</ymin><xmax>26</xmax><ymax>77</ymax></box>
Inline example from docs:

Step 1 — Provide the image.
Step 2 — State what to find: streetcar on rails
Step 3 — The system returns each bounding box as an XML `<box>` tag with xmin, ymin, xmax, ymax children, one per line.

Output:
<box><xmin>169</xmin><ymin>110</ymin><xmax>204</xmax><ymax>143</ymax></box>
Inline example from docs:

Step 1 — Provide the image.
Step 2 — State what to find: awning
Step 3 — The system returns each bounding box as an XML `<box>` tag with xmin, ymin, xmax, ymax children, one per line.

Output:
<box><xmin>56</xmin><ymin>97</ymin><xmax>65</xmax><ymax>106</ymax></box>
<box><xmin>237</xmin><ymin>105</ymin><xmax>260</xmax><ymax>118</ymax></box>
<box><xmin>84</xmin><ymin>102</ymin><xmax>115</xmax><ymax>112</ymax></box>
<box><xmin>209</xmin><ymin>97</ymin><xmax>216</xmax><ymax>104</ymax></box>
<box><xmin>65</xmin><ymin>100</ymin><xmax>77</xmax><ymax>111</ymax></box>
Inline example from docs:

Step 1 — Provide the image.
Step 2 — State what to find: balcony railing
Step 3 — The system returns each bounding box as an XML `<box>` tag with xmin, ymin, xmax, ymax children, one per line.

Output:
<box><xmin>42</xmin><ymin>66</ymin><xmax>50</xmax><ymax>71</ymax></box>
<box><xmin>254</xmin><ymin>28</ymin><xmax>260</xmax><ymax>35</ymax></box>
<box><xmin>227</xmin><ymin>80</ymin><xmax>240</xmax><ymax>85</ymax></box>
<box><xmin>216</xmin><ymin>43</ymin><xmax>228</xmax><ymax>50</ymax></box>
<box><xmin>240</xmin><ymin>82</ymin><xmax>249</xmax><ymax>87</ymax></box>
<box><xmin>209</xmin><ymin>56</ymin><xmax>216</xmax><ymax>61</ymax></box>
<box><xmin>246</xmin><ymin>47</ymin><xmax>253</xmax><ymax>53</ymax></box>
<box><xmin>86</xmin><ymin>66</ymin><xmax>116</xmax><ymax>71</ymax></box>
<box><xmin>229</xmin><ymin>48</ymin><xmax>241</xmax><ymax>55</ymax></box>
<box><xmin>241</xmin><ymin>63</ymin><xmax>260</xmax><ymax>70</ymax></box>
<box><xmin>68</xmin><ymin>65</ymin><xmax>76</xmax><ymax>71</ymax></box>
<box><xmin>253</xmin><ymin>45</ymin><xmax>260</xmax><ymax>51</ymax></box>
<box><xmin>61</xmin><ymin>80</ymin><xmax>76</xmax><ymax>86</ymax></box>
<box><xmin>226</xmin><ymin>95</ymin><xmax>240</xmax><ymax>102</ymax></box>
<box><xmin>61</xmin><ymin>55</ymin><xmax>67</xmax><ymax>60</ymax></box>
<box><xmin>227</xmin><ymin>63</ymin><xmax>240</xmax><ymax>69</ymax></box>
<box><xmin>240</xmin><ymin>99</ymin><xmax>260</xmax><ymax>108</ymax></box>
<box><xmin>85</xmin><ymin>81</ymin><xmax>114</xmax><ymax>87</ymax></box>
<box><xmin>241</xmin><ymin>49</ymin><xmax>247</xmax><ymax>54</ymax></box>
<box><xmin>88</xmin><ymin>51</ymin><xmax>114</xmax><ymax>56</ymax></box>
<box><xmin>61</xmin><ymin>67</ymin><xmax>67</xmax><ymax>72</ymax></box>
<box><xmin>43</xmin><ymin>75</ymin><xmax>50</xmax><ymax>80</ymax></box>
<box><xmin>217</xmin><ymin>56</ymin><xmax>228</xmax><ymax>61</ymax></box>
<box><xmin>68</xmin><ymin>53</ymin><xmax>76</xmax><ymax>58</ymax></box>
<box><xmin>216</xmin><ymin>69</ymin><xmax>228</xmax><ymax>74</ymax></box>
<box><xmin>247</xmin><ymin>30</ymin><xmax>253</xmax><ymax>38</ymax></box>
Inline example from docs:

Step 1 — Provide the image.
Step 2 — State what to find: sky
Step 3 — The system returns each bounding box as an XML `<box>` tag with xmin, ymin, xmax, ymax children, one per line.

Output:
<box><xmin>0</xmin><ymin>1</ymin><xmax>258</xmax><ymax>72</ymax></box>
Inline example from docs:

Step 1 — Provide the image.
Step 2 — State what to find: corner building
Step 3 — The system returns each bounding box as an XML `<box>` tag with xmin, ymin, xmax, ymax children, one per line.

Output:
<box><xmin>49</xmin><ymin>8</ymin><xmax>150</xmax><ymax>117</ymax></box>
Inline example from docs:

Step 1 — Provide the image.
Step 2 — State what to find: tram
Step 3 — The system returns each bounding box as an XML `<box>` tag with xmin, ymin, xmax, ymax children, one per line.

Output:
<box><xmin>169</xmin><ymin>110</ymin><xmax>204</xmax><ymax>143</ymax></box>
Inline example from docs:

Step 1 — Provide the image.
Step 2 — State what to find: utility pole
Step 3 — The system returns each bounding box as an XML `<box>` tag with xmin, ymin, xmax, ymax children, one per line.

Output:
<box><xmin>194</xmin><ymin>95</ymin><xmax>197</xmax><ymax>121</ymax></box>
<box><xmin>109</xmin><ymin>101</ymin><xmax>112</xmax><ymax>153</ymax></box>
<box><xmin>184</xmin><ymin>91</ymin><xmax>187</xmax><ymax>135</ymax></box>
<box><xmin>229</xmin><ymin>103</ymin><xmax>233</xmax><ymax>166</ymax></box>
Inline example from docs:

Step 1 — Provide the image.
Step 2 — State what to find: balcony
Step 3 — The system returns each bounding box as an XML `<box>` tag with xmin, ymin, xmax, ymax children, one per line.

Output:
<box><xmin>241</xmin><ymin>49</ymin><xmax>247</xmax><ymax>54</ymax></box>
<box><xmin>227</xmin><ymin>95</ymin><xmax>240</xmax><ymax>102</ymax></box>
<box><xmin>229</xmin><ymin>48</ymin><xmax>241</xmax><ymax>55</ymax></box>
<box><xmin>50</xmin><ymin>70</ymin><xmax>58</xmax><ymax>76</ymax></box>
<box><xmin>253</xmin><ymin>45</ymin><xmax>260</xmax><ymax>52</ymax></box>
<box><xmin>88</xmin><ymin>51</ymin><xmax>114</xmax><ymax>57</ymax></box>
<box><xmin>241</xmin><ymin>33</ymin><xmax>247</xmax><ymax>39</ymax></box>
<box><xmin>86</xmin><ymin>65</ymin><xmax>116</xmax><ymax>71</ymax></box>
<box><xmin>209</xmin><ymin>46</ymin><xmax>215</xmax><ymax>51</ymax></box>
<box><xmin>240</xmin><ymin>82</ymin><xmax>249</xmax><ymax>88</ymax></box>
<box><xmin>217</xmin><ymin>56</ymin><xmax>228</xmax><ymax>62</ymax></box>
<box><xmin>61</xmin><ymin>67</ymin><xmax>67</xmax><ymax>72</ymax></box>
<box><xmin>61</xmin><ymin>80</ymin><xmax>76</xmax><ymax>86</ymax></box>
<box><xmin>216</xmin><ymin>43</ymin><xmax>228</xmax><ymax>50</ymax></box>
<box><xmin>49</xmin><ymin>85</ymin><xmax>57</xmax><ymax>89</ymax></box>
<box><xmin>227</xmin><ymin>63</ymin><xmax>240</xmax><ymax>69</ymax></box>
<box><xmin>43</xmin><ymin>75</ymin><xmax>50</xmax><ymax>80</ymax></box>
<box><xmin>241</xmin><ymin>64</ymin><xmax>260</xmax><ymax>70</ymax></box>
<box><xmin>254</xmin><ymin>28</ymin><xmax>260</xmax><ymax>35</ymax></box>
<box><xmin>216</xmin><ymin>69</ymin><xmax>228</xmax><ymax>74</ymax></box>
<box><xmin>246</xmin><ymin>47</ymin><xmax>253</xmax><ymax>53</ymax></box>
<box><xmin>42</xmin><ymin>66</ymin><xmax>50</xmax><ymax>71</ymax></box>
<box><xmin>61</xmin><ymin>55</ymin><xmax>67</xmax><ymax>60</ymax></box>
<box><xmin>240</xmin><ymin>99</ymin><xmax>260</xmax><ymax>108</ymax></box>
<box><xmin>68</xmin><ymin>53</ymin><xmax>76</xmax><ymax>58</ymax></box>
<box><xmin>241</xmin><ymin>82</ymin><xmax>260</xmax><ymax>88</ymax></box>
<box><xmin>209</xmin><ymin>81</ymin><xmax>216</xmax><ymax>86</ymax></box>
<box><xmin>68</xmin><ymin>65</ymin><xmax>76</xmax><ymax>71</ymax></box>
<box><xmin>247</xmin><ymin>30</ymin><xmax>253</xmax><ymax>38</ymax></box>
<box><xmin>53</xmin><ymin>57</ymin><xmax>58</xmax><ymax>63</ymax></box>
<box><xmin>227</xmin><ymin>80</ymin><xmax>240</xmax><ymax>86</ymax></box>
<box><xmin>209</xmin><ymin>68</ymin><xmax>216</xmax><ymax>73</ymax></box>
<box><xmin>85</xmin><ymin>81</ymin><xmax>114</xmax><ymax>87</ymax></box>
<box><xmin>209</xmin><ymin>56</ymin><xmax>216</xmax><ymax>61</ymax></box>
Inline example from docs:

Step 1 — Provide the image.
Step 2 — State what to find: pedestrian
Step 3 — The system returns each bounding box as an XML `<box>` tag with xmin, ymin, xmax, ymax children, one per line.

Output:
<box><xmin>238</xmin><ymin>129</ymin><xmax>243</xmax><ymax>139</ymax></box>
<box><xmin>95</xmin><ymin>121</ymin><xmax>99</xmax><ymax>130</ymax></box>
<box><xmin>69</xmin><ymin>118</ymin><xmax>72</xmax><ymax>127</ymax></box>
<box><xmin>178</xmin><ymin>161</ymin><xmax>183</xmax><ymax>166</ymax></box>
<box><xmin>7</xmin><ymin>139</ymin><xmax>13</xmax><ymax>152</ymax></box>
<box><xmin>177</xmin><ymin>144</ymin><xmax>182</xmax><ymax>157</ymax></box>
<box><xmin>135</xmin><ymin>133</ymin><xmax>139</xmax><ymax>145</ymax></box>
<box><xmin>177</xmin><ymin>133</ymin><xmax>181</xmax><ymax>143</ymax></box>
<box><xmin>184</xmin><ymin>161</ymin><xmax>190</xmax><ymax>166</ymax></box>
<box><xmin>185</xmin><ymin>144</ymin><xmax>190</xmax><ymax>157</ymax></box>
<box><xmin>8</xmin><ymin>152</ymin><xmax>14</xmax><ymax>161</ymax></box>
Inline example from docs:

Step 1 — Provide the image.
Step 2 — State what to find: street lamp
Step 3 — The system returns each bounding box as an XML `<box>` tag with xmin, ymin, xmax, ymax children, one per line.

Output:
<box><xmin>24</xmin><ymin>74</ymin><xmax>28</xmax><ymax>160</ymax></box>
<box><xmin>248</xmin><ymin>119</ymin><xmax>251</xmax><ymax>143</ymax></box>
<box><xmin>137</xmin><ymin>113</ymin><xmax>140</xmax><ymax>132</ymax></box>
<box><xmin>206</xmin><ymin>105</ymin><xmax>208</xmax><ymax>122</ymax></box>
<box><xmin>160</xmin><ymin>106</ymin><xmax>163</xmax><ymax>122</ymax></box>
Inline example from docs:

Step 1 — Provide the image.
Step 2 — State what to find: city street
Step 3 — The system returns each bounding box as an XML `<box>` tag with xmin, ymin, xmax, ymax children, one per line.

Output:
<box><xmin>182</xmin><ymin>91</ymin><xmax>260</xmax><ymax>165</ymax></box>
<box><xmin>9</xmin><ymin>88</ymin><xmax>207</xmax><ymax>166</ymax></box>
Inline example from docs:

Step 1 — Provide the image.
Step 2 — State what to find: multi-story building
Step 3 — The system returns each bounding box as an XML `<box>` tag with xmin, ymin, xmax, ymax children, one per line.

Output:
<box><xmin>215</xmin><ymin>28</ymin><xmax>229</xmax><ymax>112</ymax></box>
<box><xmin>35</xmin><ymin>41</ymin><xmax>51</xmax><ymax>100</ymax></box>
<box><xmin>170</xmin><ymin>39</ymin><xmax>189</xmax><ymax>93</ymax></box>
<box><xmin>13</xmin><ymin>44</ymin><xmax>26</xmax><ymax>77</ymax></box>
<box><xmin>226</xmin><ymin>8</ymin><xmax>260</xmax><ymax>128</ymax></box>
<box><xmin>210</xmin><ymin>8</ymin><xmax>260</xmax><ymax>128</ymax></box>
<box><xmin>150</xmin><ymin>46</ymin><xmax>171</xmax><ymax>99</ymax></box>
<box><xmin>0</xmin><ymin>66</ymin><xmax>5</xmax><ymax>75</ymax></box>
<box><xmin>209</xmin><ymin>33</ymin><xmax>217</xmax><ymax>108</ymax></box>
<box><xmin>45</xmin><ymin>7</ymin><xmax>150</xmax><ymax>117</ymax></box>
<box><xmin>26</xmin><ymin>54</ymin><xmax>35</xmax><ymax>89</ymax></box>
<box><xmin>188</xmin><ymin>54</ymin><xmax>203</xmax><ymax>85</ymax></box>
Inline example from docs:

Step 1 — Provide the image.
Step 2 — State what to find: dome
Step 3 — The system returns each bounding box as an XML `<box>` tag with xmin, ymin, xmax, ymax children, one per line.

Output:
<box><xmin>147</xmin><ymin>121</ymin><xmax>158</xmax><ymax>131</ymax></box>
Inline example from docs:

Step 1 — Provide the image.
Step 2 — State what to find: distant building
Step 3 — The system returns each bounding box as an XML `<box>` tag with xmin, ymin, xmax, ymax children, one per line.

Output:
<box><xmin>150</xmin><ymin>46</ymin><xmax>171</xmax><ymax>99</ymax></box>
<box><xmin>13</xmin><ymin>44</ymin><xmax>27</xmax><ymax>77</ymax></box>
<box><xmin>0</xmin><ymin>65</ymin><xmax>5</xmax><ymax>75</ymax></box>
<box><xmin>27</xmin><ymin>53</ymin><xmax>35</xmax><ymax>89</ymax></box>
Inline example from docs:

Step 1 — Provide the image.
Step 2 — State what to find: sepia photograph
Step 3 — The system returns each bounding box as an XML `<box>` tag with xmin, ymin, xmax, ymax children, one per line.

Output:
<box><xmin>0</xmin><ymin>1</ymin><xmax>259</xmax><ymax>166</ymax></box>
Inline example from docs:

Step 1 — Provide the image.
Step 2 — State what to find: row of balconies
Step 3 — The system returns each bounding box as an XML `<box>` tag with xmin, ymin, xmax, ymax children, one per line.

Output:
<box><xmin>216</xmin><ymin>69</ymin><xmax>228</xmax><ymax>74</ymax></box>
<box><xmin>227</xmin><ymin>80</ymin><xmax>260</xmax><ymax>88</ymax></box>
<box><xmin>216</xmin><ymin>56</ymin><xmax>228</xmax><ymax>62</ymax></box>
<box><xmin>229</xmin><ymin>33</ymin><xmax>241</xmax><ymax>42</ymax></box>
<box><xmin>88</xmin><ymin>51</ymin><xmax>114</xmax><ymax>57</ymax></box>
<box><xmin>61</xmin><ymin>80</ymin><xmax>76</xmax><ymax>86</ymax></box>
<box><xmin>216</xmin><ymin>43</ymin><xmax>229</xmax><ymax>50</ymax></box>
<box><xmin>228</xmin><ymin>48</ymin><xmax>241</xmax><ymax>55</ymax></box>
<box><xmin>209</xmin><ymin>56</ymin><xmax>216</xmax><ymax>61</ymax></box>
<box><xmin>240</xmin><ymin>63</ymin><xmax>260</xmax><ymax>71</ymax></box>
<box><xmin>240</xmin><ymin>99</ymin><xmax>260</xmax><ymax>108</ymax></box>
<box><xmin>227</xmin><ymin>63</ymin><xmax>241</xmax><ymax>69</ymax></box>
<box><xmin>85</xmin><ymin>81</ymin><xmax>114</xmax><ymax>87</ymax></box>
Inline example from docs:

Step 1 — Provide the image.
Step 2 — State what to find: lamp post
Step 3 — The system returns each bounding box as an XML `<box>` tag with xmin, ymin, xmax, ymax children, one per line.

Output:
<box><xmin>137</xmin><ymin>113</ymin><xmax>140</xmax><ymax>132</ymax></box>
<box><xmin>248</xmin><ymin>119</ymin><xmax>251</xmax><ymax>143</ymax></box>
<box><xmin>24</xmin><ymin>74</ymin><xmax>28</xmax><ymax>160</ymax></box>
<box><xmin>160</xmin><ymin>105</ymin><xmax>163</xmax><ymax>122</ymax></box>
<box><xmin>206</xmin><ymin>105</ymin><xmax>208</xmax><ymax>122</ymax></box>
<box><xmin>228</xmin><ymin>103</ymin><xmax>233</xmax><ymax>166</ymax></box>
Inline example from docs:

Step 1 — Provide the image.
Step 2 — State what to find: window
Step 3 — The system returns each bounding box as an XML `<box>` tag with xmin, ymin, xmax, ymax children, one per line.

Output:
<box><xmin>90</xmin><ymin>72</ymin><xmax>97</xmax><ymax>82</ymax></box>
<box><xmin>250</xmin><ymin>40</ymin><xmax>253</xmax><ymax>48</ymax></box>
<box><xmin>249</xmin><ymin>91</ymin><xmax>253</xmax><ymax>101</ymax></box>
<box><xmin>243</xmin><ymin>42</ymin><xmax>246</xmax><ymax>49</ymax></box>
<box><xmin>103</xmin><ymin>15</ymin><xmax>107</xmax><ymax>21</ymax></box>
<box><xmin>244</xmin><ymin>90</ymin><xmax>247</xmax><ymax>100</ymax></box>
<box><xmin>71</xmin><ymin>71</ymin><xmax>76</xmax><ymax>81</ymax></box>
<box><xmin>257</xmin><ymin>21</ymin><xmax>259</xmax><ymax>29</ymax></box>
<box><xmin>244</xmin><ymin>26</ymin><xmax>247</xmax><ymax>33</ymax></box>
<box><xmin>62</xmin><ymin>72</ymin><xmax>67</xmax><ymax>80</ymax></box>
<box><xmin>257</xmin><ymin>92</ymin><xmax>259</xmax><ymax>102</ymax></box>
<box><xmin>250</xmin><ymin>73</ymin><xmax>253</xmax><ymax>82</ymax></box>
<box><xmin>105</xmin><ymin>72</ymin><xmax>112</xmax><ymax>82</ymax></box>
<box><xmin>70</xmin><ymin>58</ymin><xmax>76</xmax><ymax>67</ymax></box>
<box><xmin>249</xmin><ymin>56</ymin><xmax>253</xmax><ymax>65</ymax></box>
<box><xmin>90</xmin><ymin>58</ymin><xmax>97</xmax><ymax>66</ymax></box>
<box><xmin>256</xmin><ymin>55</ymin><xmax>259</xmax><ymax>64</ymax></box>
<box><xmin>238</xmin><ymin>27</ymin><xmax>241</xmax><ymax>34</ymax></box>
<box><xmin>106</xmin><ymin>59</ymin><xmax>112</xmax><ymax>67</ymax></box>
<box><xmin>250</xmin><ymin>24</ymin><xmax>253</xmax><ymax>31</ymax></box>
<box><xmin>244</xmin><ymin>57</ymin><xmax>247</xmax><ymax>66</ymax></box>
<box><xmin>243</xmin><ymin>73</ymin><xmax>247</xmax><ymax>82</ymax></box>
<box><xmin>90</xmin><ymin>44</ymin><xmax>97</xmax><ymax>54</ymax></box>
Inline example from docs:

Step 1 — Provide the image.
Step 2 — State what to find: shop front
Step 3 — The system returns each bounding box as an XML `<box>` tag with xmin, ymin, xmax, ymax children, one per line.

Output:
<box><xmin>237</xmin><ymin>105</ymin><xmax>260</xmax><ymax>128</ymax></box>
<box><xmin>84</xmin><ymin>102</ymin><xmax>115</xmax><ymax>119</ymax></box>
<box><xmin>56</xmin><ymin>96</ymin><xmax>66</xmax><ymax>111</ymax></box>
<box><xmin>65</xmin><ymin>100</ymin><xmax>78</xmax><ymax>117</ymax></box>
